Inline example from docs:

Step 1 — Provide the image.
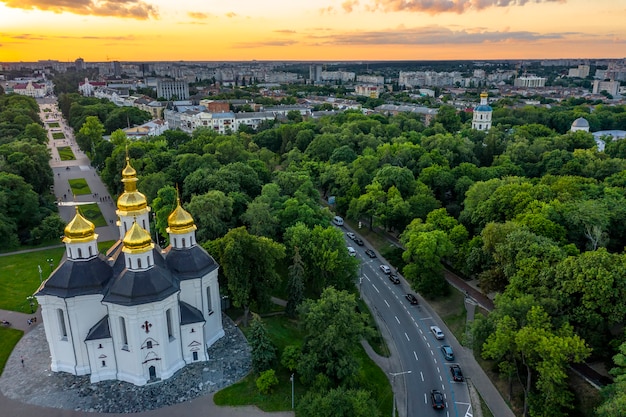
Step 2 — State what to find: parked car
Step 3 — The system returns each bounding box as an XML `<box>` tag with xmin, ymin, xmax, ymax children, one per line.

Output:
<box><xmin>430</xmin><ymin>325</ymin><xmax>444</xmax><ymax>340</ymax></box>
<box><xmin>346</xmin><ymin>232</ymin><xmax>356</xmax><ymax>240</ymax></box>
<box><xmin>347</xmin><ymin>246</ymin><xmax>356</xmax><ymax>257</ymax></box>
<box><xmin>354</xmin><ymin>237</ymin><xmax>364</xmax><ymax>246</ymax></box>
<box><xmin>379</xmin><ymin>264</ymin><xmax>391</xmax><ymax>274</ymax></box>
<box><xmin>405</xmin><ymin>293</ymin><xmax>418</xmax><ymax>304</ymax></box>
<box><xmin>440</xmin><ymin>345</ymin><xmax>454</xmax><ymax>361</ymax></box>
<box><xmin>450</xmin><ymin>364</ymin><xmax>464</xmax><ymax>382</ymax></box>
<box><xmin>430</xmin><ymin>389</ymin><xmax>445</xmax><ymax>409</ymax></box>
<box><xmin>389</xmin><ymin>274</ymin><xmax>400</xmax><ymax>284</ymax></box>
<box><xmin>365</xmin><ymin>249</ymin><xmax>376</xmax><ymax>258</ymax></box>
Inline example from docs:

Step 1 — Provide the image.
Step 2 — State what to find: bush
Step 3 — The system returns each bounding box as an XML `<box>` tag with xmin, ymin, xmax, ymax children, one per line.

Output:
<box><xmin>256</xmin><ymin>369</ymin><xmax>278</xmax><ymax>395</ymax></box>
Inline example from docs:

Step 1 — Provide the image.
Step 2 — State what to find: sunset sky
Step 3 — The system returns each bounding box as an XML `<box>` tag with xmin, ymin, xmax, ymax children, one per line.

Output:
<box><xmin>0</xmin><ymin>0</ymin><xmax>624</xmax><ymax>62</ymax></box>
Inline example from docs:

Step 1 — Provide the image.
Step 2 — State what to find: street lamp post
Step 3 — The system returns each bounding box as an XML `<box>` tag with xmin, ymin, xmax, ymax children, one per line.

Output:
<box><xmin>26</xmin><ymin>296</ymin><xmax>35</xmax><ymax>314</ymax></box>
<box><xmin>290</xmin><ymin>373</ymin><xmax>295</xmax><ymax>409</ymax></box>
<box><xmin>38</xmin><ymin>265</ymin><xmax>42</xmax><ymax>284</ymax></box>
<box><xmin>47</xmin><ymin>258</ymin><xmax>54</xmax><ymax>273</ymax></box>
<box><xmin>390</xmin><ymin>370</ymin><xmax>412</xmax><ymax>417</ymax></box>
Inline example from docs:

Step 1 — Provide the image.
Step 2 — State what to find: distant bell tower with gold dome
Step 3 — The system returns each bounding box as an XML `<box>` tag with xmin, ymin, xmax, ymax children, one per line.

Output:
<box><xmin>36</xmin><ymin>156</ymin><xmax>223</xmax><ymax>386</ymax></box>
<box><xmin>472</xmin><ymin>92</ymin><xmax>493</xmax><ymax>131</ymax></box>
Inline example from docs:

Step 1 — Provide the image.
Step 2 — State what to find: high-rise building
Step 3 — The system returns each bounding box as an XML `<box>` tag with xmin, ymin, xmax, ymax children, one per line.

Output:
<box><xmin>75</xmin><ymin>57</ymin><xmax>85</xmax><ymax>71</ymax></box>
<box><xmin>156</xmin><ymin>79</ymin><xmax>190</xmax><ymax>100</ymax></box>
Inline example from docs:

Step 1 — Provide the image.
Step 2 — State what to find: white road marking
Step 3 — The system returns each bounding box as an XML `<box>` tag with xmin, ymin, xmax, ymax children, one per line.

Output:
<box><xmin>372</xmin><ymin>284</ymin><xmax>380</xmax><ymax>293</ymax></box>
<box><xmin>420</xmin><ymin>371</ymin><xmax>424</xmax><ymax>382</ymax></box>
<box><xmin>424</xmin><ymin>393</ymin><xmax>427</xmax><ymax>404</ymax></box>
<box><xmin>414</xmin><ymin>351</ymin><xmax>418</xmax><ymax>361</ymax></box>
<box><xmin>395</xmin><ymin>316</ymin><xmax>400</xmax><ymax>324</ymax></box>
<box><xmin>405</xmin><ymin>332</ymin><xmax>410</xmax><ymax>341</ymax></box>
<box><xmin>384</xmin><ymin>300</ymin><xmax>390</xmax><ymax>308</ymax></box>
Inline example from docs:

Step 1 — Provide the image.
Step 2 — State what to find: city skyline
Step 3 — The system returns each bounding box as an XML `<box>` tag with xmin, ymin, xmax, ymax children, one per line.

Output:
<box><xmin>0</xmin><ymin>0</ymin><xmax>624</xmax><ymax>62</ymax></box>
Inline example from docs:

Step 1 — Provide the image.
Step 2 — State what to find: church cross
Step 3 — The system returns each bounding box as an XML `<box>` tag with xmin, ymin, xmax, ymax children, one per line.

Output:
<box><xmin>141</xmin><ymin>321</ymin><xmax>152</xmax><ymax>333</ymax></box>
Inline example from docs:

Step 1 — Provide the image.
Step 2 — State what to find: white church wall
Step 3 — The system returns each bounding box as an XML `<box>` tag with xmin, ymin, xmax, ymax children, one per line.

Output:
<box><xmin>36</xmin><ymin>295</ymin><xmax>76</xmax><ymax>373</ymax></box>
<box><xmin>181</xmin><ymin>323</ymin><xmax>207</xmax><ymax>363</ymax></box>
<box><xmin>65</xmin><ymin>294</ymin><xmax>107</xmax><ymax>375</ymax></box>
<box><xmin>86</xmin><ymin>337</ymin><xmax>117</xmax><ymax>383</ymax></box>
<box><xmin>202</xmin><ymin>271</ymin><xmax>224</xmax><ymax>347</ymax></box>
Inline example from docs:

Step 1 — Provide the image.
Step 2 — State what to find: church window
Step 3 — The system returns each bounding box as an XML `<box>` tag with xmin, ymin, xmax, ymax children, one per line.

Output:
<box><xmin>98</xmin><ymin>343</ymin><xmax>102</xmax><ymax>349</ymax></box>
<box><xmin>142</xmin><ymin>219</ymin><xmax>146</xmax><ymax>229</ymax></box>
<box><xmin>479</xmin><ymin>124</ymin><xmax>482</xmax><ymax>130</ymax></box>
<box><xmin>147</xmin><ymin>256</ymin><xmax>151</xmax><ymax>266</ymax></box>
<box><xmin>480</xmin><ymin>114</ymin><xmax>483</xmax><ymax>120</ymax></box>
<box><xmin>166</xmin><ymin>309</ymin><xmax>174</xmax><ymax>340</ymax></box>
<box><xmin>138</xmin><ymin>258</ymin><xmax>142</xmax><ymax>269</ymax></box>
<box><xmin>206</xmin><ymin>287</ymin><xmax>213</xmax><ymax>316</ymax></box>
<box><xmin>173</xmin><ymin>238</ymin><xmax>177</xmax><ymax>247</ymax></box>
<box><xmin>147</xmin><ymin>341</ymin><xmax>152</xmax><ymax>349</ymax></box>
<box><xmin>57</xmin><ymin>309</ymin><xmax>67</xmax><ymax>340</ymax></box>
<box><xmin>193</xmin><ymin>352</ymin><xmax>198</xmax><ymax>361</ymax></box>
<box><xmin>88</xmin><ymin>246</ymin><xmax>93</xmax><ymax>257</ymax></box>
<box><xmin>120</xmin><ymin>317</ymin><xmax>129</xmax><ymax>350</ymax></box>
<box><xmin>182</xmin><ymin>238</ymin><xmax>186</xmax><ymax>248</ymax></box>
<box><xmin>102</xmin><ymin>360</ymin><xmax>106</xmax><ymax>367</ymax></box>
<box><xmin>78</xmin><ymin>248</ymin><xmax>82</xmax><ymax>258</ymax></box>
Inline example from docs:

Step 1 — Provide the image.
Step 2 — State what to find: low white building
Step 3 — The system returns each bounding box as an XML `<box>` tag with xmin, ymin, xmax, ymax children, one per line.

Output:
<box><xmin>514</xmin><ymin>75</ymin><xmax>546</xmax><ymax>88</ymax></box>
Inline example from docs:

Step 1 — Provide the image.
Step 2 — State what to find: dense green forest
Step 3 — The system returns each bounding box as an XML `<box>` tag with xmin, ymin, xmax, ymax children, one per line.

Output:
<box><xmin>0</xmin><ymin>94</ymin><xmax>63</xmax><ymax>249</ymax></box>
<box><xmin>5</xmin><ymin>86</ymin><xmax>626</xmax><ymax>415</ymax></box>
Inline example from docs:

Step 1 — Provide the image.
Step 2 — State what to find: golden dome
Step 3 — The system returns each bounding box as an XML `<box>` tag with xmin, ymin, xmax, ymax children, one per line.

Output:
<box><xmin>122</xmin><ymin>221</ymin><xmax>154</xmax><ymax>254</ymax></box>
<box><xmin>166</xmin><ymin>197</ymin><xmax>197</xmax><ymax>235</ymax></box>
<box><xmin>117</xmin><ymin>156</ymin><xmax>148</xmax><ymax>213</ymax></box>
<box><xmin>480</xmin><ymin>92</ymin><xmax>488</xmax><ymax>99</ymax></box>
<box><xmin>63</xmin><ymin>207</ymin><xmax>97</xmax><ymax>243</ymax></box>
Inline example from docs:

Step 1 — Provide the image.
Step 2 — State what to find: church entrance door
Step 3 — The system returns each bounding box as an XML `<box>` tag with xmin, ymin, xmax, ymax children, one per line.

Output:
<box><xmin>149</xmin><ymin>365</ymin><xmax>156</xmax><ymax>380</ymax></box>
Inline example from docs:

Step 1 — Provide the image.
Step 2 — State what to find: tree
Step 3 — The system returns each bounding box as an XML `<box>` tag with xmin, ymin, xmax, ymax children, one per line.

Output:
<box><xmin>281</xmin><ymin>345</ymin><xmax>300</xmax><ymax>372</ymax></box>
<box><xmin>286</xmin><ymin>246</ymin><xmax>305</xmax><ymax>318</ymax></box>
<box><xmin>482</xmin><ymin>305</ymin><xmax>590</xmax><ymax>417</ymax></box>
<box><xmin>30</xmin><ymin>214</ymin><xmax>65</xmax><ymax>244</ymax></box>
<box><xmin>297</xmin><ymin>387</ymin><xmax>380</xmax><ymax>417</ymax></box>
<box><xmin>186</xmin><ymin>190</ymin><xmax>233</xmax><ymax>242</ymax></box>
<box><xmin>596</xmin><ymin>337</ymin><xmax>626</xmax><ymax>417</ymax></box>
<box><xmin>212</xmin><ymin>227</ymin><xmax>285</xmax><ymax>326</ymax></box>
<box><xmin>256</xmin><ymin>369</ymin><xmax>279</xmax><ymax>395</ymax></box>
<box><xmin>432</xmin><ymin>105</ymin><xmax>462</xmax><ymax>133</ymax></box>
<box><xmin>249</xmin><ymin>315</ymin><xmax>277</xmax><ymax>373</ymax></box>
<box><xmin>297</xmin><ymin>287</ymin><xmax>370</xmax><ymax>387</ymax></box>
<box><xmin>401</xmin><ymin>220</ymin><xmax>453</xmax><ymax>297</ymax></box>
<box><xmin>75</xmin><ymin>115</ymin><xmax>104</xmax><ymax>155</ymax></box>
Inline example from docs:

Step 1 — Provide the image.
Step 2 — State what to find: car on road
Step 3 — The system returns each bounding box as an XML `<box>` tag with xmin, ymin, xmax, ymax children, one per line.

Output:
<box><xmin>347</xmin><ymin>246</ymin><xmax>356</xmax><ymax>257</ymax></box>
<box><xmin>388</xmin><ymin>274</ymin><xmax>400</xmax><ymax>284</ymax></box>
<box><xmin>405</xmin><ymin>293</ymin><xmax>418</xmax><ymax>304</ymax></box>
<box><xmin>354</xmin><ymin>237</ymin><xmax>364</xmax><ymax>246</ymax></box>
<box><xmin>430</xmin><ymin>325</ymin><xmax>444</xmax><ymax>340</ymax></box>
<box><xmin>379</xmin><ymin>265</ymin><xmax>391</xmax><ymax>274</ymax></box>
<box><xmin>333</xmin><ymin>216</ymin><xmax>344</xmax><ymax>226</ymax></box>
<box><xmin>346</xmin><ymin>232</ymin><xmax>356</xmax><ymax>240</ymax></box>
<box><xmin>365</xmin><ymin>249</ymin><xmax>376</xmax><ymax>258</ymax></box>
<box><xmin>440</xmin><ymin>345</ymin><xmax>454</xmax><ymax>361</ymax></box>
<box><xmin>430</xmin><ymin>389</ymin><xmax>445</xmax><ymax>409</ymax></box>
<box><xmin>450</xmin><ymin>364</ymin><xmax>464</xmax><ymax>382</ymax></box>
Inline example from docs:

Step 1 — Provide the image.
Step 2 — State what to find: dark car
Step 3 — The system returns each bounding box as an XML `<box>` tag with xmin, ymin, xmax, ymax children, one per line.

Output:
<box><xmin>365</xmin><ymin>249</ymin><xmax>376</xmax><ymax>258</ymax></box>
<box><xmin>440</xmin><ymin>345</ymin><xmax>454</xmax><ymax>361</ymax></box>
<box><xmin>389</xmin><ymin>274</ymin><xmax>400</xmax><ymax>284</ymax></box>
<box><xmin>431</xmin><ymin>389</ymin><xmax>445</xmax><ymax>409</ymax></box>
<box><xmin>450</xmin><ymin>364</ymin><xmax>464</xmax><ymax>382</ymax></box>
<box><xmin>354</xmin><ymin>237</ymin><xmax>364</xmax><ymax>246</ymax></box>
<box><xmin>405</xmin><ymin>293</ymin><xmax>418</xmax><ymax>304</ymax></box>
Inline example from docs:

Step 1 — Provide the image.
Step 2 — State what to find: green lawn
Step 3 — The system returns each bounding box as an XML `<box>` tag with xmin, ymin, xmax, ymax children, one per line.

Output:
<box><xmin>47</xmin><ymin>122</ymin><xmax>60</xmax><ymax>128</ymax></box>
<box><xmin>52</xmin><ymin>132</ymin><xmax>65</xmax><ymax>139</ymax></box>
<box><xmin>0</xmin><ymin>247</ymin><xmax>65</xmax><ymax>311</ymax></box>
<box><xmin>79</xmin><ymin>203</ymin><xmax>107</xmax><ymax>227</ymax></box>
<box><xmin>68</xmin><ymin>178</ymin><xmax>91</xmax><ymax>195</ymax></box>
<box><xmin>214</xmin><ymin>314</ymin><xmax>392</xmax><ymax>415</ymax></box>
<box><xmin>0</xmin><ymin>327</ymin><xmax>23</xmax><ymax>375</ymax></box>
<box><xmin>98</xmin><ymin>240</ymin><xmax>117</xmax><ymax>254</ymax></box>
<box><xmin>57</xmin><ymin>146</ymin><xmax>75</xmax><ymax>161</ymax></box>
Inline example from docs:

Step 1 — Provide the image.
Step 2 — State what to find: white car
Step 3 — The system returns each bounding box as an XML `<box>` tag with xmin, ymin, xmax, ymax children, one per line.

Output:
<box><xmin>346</xmin><ymin>232</ymin><xmax>356</xmax><ymax>240</ymax></box>
<box><xmin>430</xmin><ymin>325</ymin><xmax>444</xmax><ymax>340</ymax></box>
<box><xmin>347</xmin><ymin>247</ymin><xmax>356</xmax><ymax>257</ymax></box>
<box><xmin>379</xmin><ymin>265</ymin><xmax>391</xmax><ymax>274</ymax></box>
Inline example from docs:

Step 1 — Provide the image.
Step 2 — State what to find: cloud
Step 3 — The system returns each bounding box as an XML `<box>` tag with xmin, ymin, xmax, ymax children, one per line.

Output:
<box><xmin>0</xmin><ymin>0</ymin><xmax>158</xmax><ymax>19</ymax></box>
<box><xmin>369</xmin><ymin>0</ymin><xmax>566</xmax><ymax>15</ymax></box>
<box><xmin>187</xmin><ymin>11</ymin><xmax>212</xmax><ymax>20</ymax></box>
<box><xmin>0</xmin><ymin>32</ymin><xmax>136</xmax><ymax>42</ymax></box>
<box><xmin>233</xmin><ymin>39</ymin><xmax>299</xmax><ymax>48</ymax></box>
<box><xmin>225</xmin><ymin>11</ymin><xmax>237</xmax><ymax>18</ymax></box>
<box><xmin>274</xmin><ymin>29</ymin><xmax>296</xmax><ymax>34</ymax></box>
<box><xmin>342</xmin><ymin>0</ymin><xmax>359</xmax><ymax>12</ymax></box>
<box><xmin>313</xmin><ymin>26</ymin><xmax>566</xmax><ymax>45</ymax></box>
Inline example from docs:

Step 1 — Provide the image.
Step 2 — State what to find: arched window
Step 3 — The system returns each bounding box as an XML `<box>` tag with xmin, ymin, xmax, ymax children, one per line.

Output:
<box><xmin>142</xmin><ymin>219</ymin><xmax>146</xmax><ymax>229</ymax></box>
<box><xmin>147</xmin><ymin>255</ymin><xmax>151</xmax><ymax>266</ymax></box>
<box><xmin>138</xmin><ymin>258</ymin><xmax>142</xmax><ymax>269</ymax></box>
<box><xmin>88</xmin><ymin>246</ymin><xmax>93</xmax><ymax>257</ymax></box>
<box><xmin>78</xmin><ymin>248</ymin><xmax>82</xmax><ymax>258</ymax></box>
<box><xmin>120</xmin><ymin>317</ymin><xmax>128</xmax><ymax>350</ymax></box>
<box><xmin>182</xmin><ymin>238</ymin><xmax>186</xmax><ymax>248</ymax></box>
<box><xmin>147</xmin><ymin>341</ymin><xmax>153</xmax><ymax>349</ymax></box>
<box><xmin>57</xmin><ymin>309</ymin><xmax>67</xmax><ymax>339</ymax></box>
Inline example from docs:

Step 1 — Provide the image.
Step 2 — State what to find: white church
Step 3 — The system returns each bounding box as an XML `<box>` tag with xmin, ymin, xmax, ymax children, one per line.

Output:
<box><xmin>472</xmin><ymin>92</ymin><xmax>493</xmax><ymax>131</ymax></box>
<box><xmin>36</xmin><ymin>157</ymin><xmax>224</xmax><ymax>386</ymax></box>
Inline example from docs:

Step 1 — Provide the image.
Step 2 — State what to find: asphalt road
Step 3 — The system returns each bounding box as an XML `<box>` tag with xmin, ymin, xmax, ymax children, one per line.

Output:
<box><xmin>346</xmin><ymin>235</ymin><xmax>471</xmax><ymax>417</ymax></box>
